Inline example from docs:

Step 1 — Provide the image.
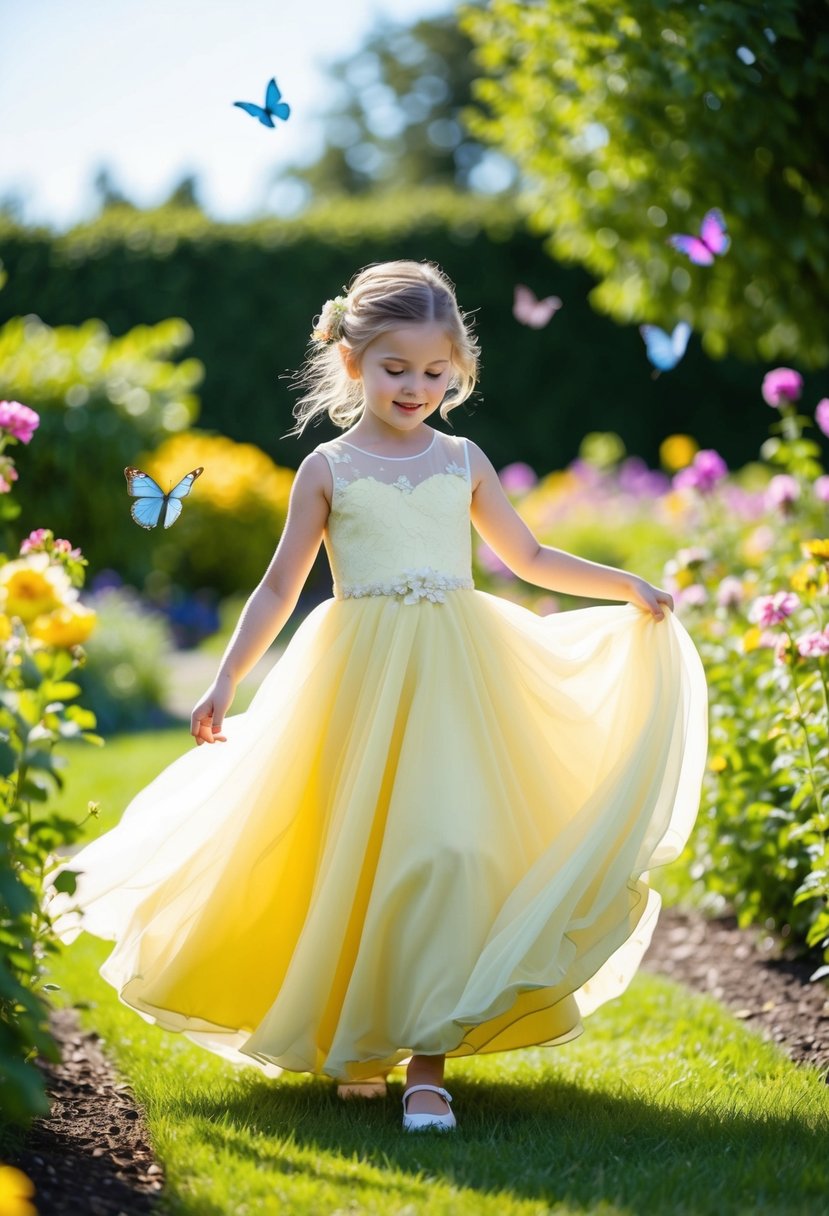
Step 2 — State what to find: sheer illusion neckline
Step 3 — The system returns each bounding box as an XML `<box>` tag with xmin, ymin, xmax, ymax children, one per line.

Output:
<box><xmin>339</xmin><ymin>430</ymin><xmax>438</xmax><ymax>460</ymax></box>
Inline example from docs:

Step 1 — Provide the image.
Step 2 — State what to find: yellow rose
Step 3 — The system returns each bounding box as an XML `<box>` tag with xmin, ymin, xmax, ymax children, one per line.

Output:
<box><xmin>30</xmin><ymin>602</ymin><xmax>97</xmax><ymax>648</ymax></box>
<box><xmin>660</xmin><ymin>433</ymin><xmax>699</xmax><ymax>472</ymax></box>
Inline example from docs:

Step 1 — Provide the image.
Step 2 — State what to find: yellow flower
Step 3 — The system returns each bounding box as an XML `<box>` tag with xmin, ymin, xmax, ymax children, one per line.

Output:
<box><xmin>0</xmin><ymin>1164</ymin><xmax>37</xmax><ymax>1216</ymax></box>
<box><xmin>660</xmin><ymin>433</ymin><xmax>699</xmax><ymax>472</ymax></box>
<box><xmin>709</xmin><ymin>755</ymin><xmax>728</xmax><ymax>773</ymax></box>
<box><xmin>742</xmin><ymin>626</ymin><xmax>764</xmax><ymax>653</ymax></box>
<box><xmin>0</xmin><ymin>612</ymin><xmax>11</xmax><ymax>641</ymax></box>
<box><xmin>801</xmin><ymin>538</ymin><xmax>829</xmax><ymax>562</ymax></box>
<box><xmin>0</xmin><ymin>552</ymin><xmax>72</xmax><ymax>624</ymax></box>
<box><xmin>30</xmin><ymin>602</ymin><xmax>97</xmax><ymax>648</ymax></box>
<box><xmin>791</xmin><ymin>562</ymin><xmax>821</xmax><ymax>594</ymax></box>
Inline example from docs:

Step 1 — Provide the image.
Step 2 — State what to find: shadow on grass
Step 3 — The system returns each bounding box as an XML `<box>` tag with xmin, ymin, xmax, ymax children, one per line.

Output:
<box><xmin>160</xmin><ymin>1072</ymin><xmax>828</xmax><ymax>1215</ymax></box>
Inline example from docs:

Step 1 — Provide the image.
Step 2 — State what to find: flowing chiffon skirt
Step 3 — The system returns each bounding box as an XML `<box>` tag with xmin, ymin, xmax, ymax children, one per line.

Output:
<box><xmin>44</xmin><ymin>589</ymin><xmax>707</xmax><ymax>1081</ymax></box>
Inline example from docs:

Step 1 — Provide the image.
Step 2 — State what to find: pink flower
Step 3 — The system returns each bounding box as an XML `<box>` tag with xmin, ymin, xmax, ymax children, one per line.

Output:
<box><xmin>749</xmin><ymin>591</ymin><xmax>800</xmax><ymax>627</ymax></box>
<box><xmin>716</xmin><ymin>576</ymin><xmax>744</xmax><ymax>609</ymax></box>
<box><xmin>20</xmin><ymin>528</ymin><xmax>51</xmax><ymax>553</ymax></box>
<box><xmin>0</xmin><ymin>399</ymin><xmax>40</xmax><ymax>443</ymax></box>
<box><xmin>814</xmin><ymin>476</ymin><xmax>829</xmax><ymax>503</ymax></box>
<box><xmin>761</xmin><ymin>368</ymin><xmax>803</xmax><ymax>408</ymax></box>
<box><xmin>499</xmin><ymin>462</ymin><xmax>538</xmax><ymax>494</ymax></box>
<box><xmin>672</xmin><ymin>449</ymin><xmax>728</xmax><ymax>494</ymax></box>
<box><xmin>815</xmin><ymin>399</ymin><xmax>829</xmax><ymax>437</ymax></box>
<box><xmin>677</xmin><ymin>584</ymin><xmax>708</xmax><ymax>609</ymax></box>
<box><xmin>796</xmin><ymin>629</ymin><xmax>829</xmax><ymax>658</ymax></box>
<box><xmin>764</xmin><ymin>474</ymin><xmax>800</xmax><ymax>511</ymax></box>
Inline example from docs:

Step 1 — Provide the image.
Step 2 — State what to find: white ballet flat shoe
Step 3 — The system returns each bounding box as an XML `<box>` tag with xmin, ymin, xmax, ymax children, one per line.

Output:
<box><xmin>401</xmin><ymin>1084</ymin><xmax>456</xmax><ymax>1132</ymax></box>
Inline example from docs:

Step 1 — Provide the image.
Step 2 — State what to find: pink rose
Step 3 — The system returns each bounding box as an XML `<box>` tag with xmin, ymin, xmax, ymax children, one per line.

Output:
<box><xmin>761</xmin><ymin>368</ymin><xmax>803</xmax><ymax>408</ymax></box>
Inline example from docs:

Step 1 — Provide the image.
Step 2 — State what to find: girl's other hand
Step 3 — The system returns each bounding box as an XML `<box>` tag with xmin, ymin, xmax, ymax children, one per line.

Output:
<box><xmin>627</xmin><ymin>576</ymin><xmax>673</xmax><ymax>621</ymax></box>
<box><xmin>190</xmin><ymin>675</ymin><xmax>235</xmax><ymax>745</ymax></box>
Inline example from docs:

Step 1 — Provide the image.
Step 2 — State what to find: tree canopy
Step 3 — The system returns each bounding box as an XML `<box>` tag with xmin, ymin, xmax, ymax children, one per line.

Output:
<box><xmin>281</xmin><ymin>7</ymin><xmax>515</xmax><ymax>199</ymax></box>
<box><xmin>461</xmin><ymin>0</ymin><xmax>829</xmax><ymax>367</ymax></box>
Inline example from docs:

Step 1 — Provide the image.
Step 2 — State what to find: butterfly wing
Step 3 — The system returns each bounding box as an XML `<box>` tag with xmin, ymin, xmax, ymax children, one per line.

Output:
<box><xmin>264</xmin><ymin>77</ymin><xmax>290</xmax><ymax>121</ymax></box>
<box><xmin>670</xmin><ymin>321</ymin><xmax>692</xmax><ymax>361</ymax></box>
<box><xmin>513</xmin><ymin>284</ymin><xmax>562</xmax><ymax>328</ymax></box>
<box><xmin>699</xmin><ymin>208</ymin><xmax>730</xmax><ymax>256</ymax></box>
<box><xmin>124</xmin><ymin>467</ymin><xmax>166</xmax><ymax>530</ymax></box>
<box><xmin>124</xmin><ymin>466</ymin><xmax>203</xmax><ymax>529</ymax></box>
<box><xmin>233</xmin><ymin>101</ymin><xmax>275</xmax><ymax>128</ymax></box>
<box><xmin>667</xmin><ymin>234</ymin><xmax>715</xmax><ymax>266</ymax></box>
<box><xmin>161</xmin><ymin>467</ymin><xmax>203</xmax><ymax>528</ymax></box>
<box><xmin>640</xmin><ymin>322</ymin><xmax>691</xmax><ymax>370</ymax></box>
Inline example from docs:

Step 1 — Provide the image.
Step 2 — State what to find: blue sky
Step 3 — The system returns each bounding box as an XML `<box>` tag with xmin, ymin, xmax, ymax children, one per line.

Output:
<box><xmin>0</xmin><ymin>0</ymin><xmax>455</xmax><ymax>229</ymax></box>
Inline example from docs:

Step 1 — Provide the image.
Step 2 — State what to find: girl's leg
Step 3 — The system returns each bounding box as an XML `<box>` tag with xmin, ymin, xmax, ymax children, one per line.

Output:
<box><xmin>404</xmin><ymin>1053</ymin><xmax>450</xmax><ymax>1115</ymax></box>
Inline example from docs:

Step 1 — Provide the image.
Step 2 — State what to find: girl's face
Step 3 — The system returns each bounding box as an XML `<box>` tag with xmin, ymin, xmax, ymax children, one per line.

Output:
<box><xmin>344</xmin><ymin>322</ymin><xmax>454</xmax><ymax>435</ymax></box>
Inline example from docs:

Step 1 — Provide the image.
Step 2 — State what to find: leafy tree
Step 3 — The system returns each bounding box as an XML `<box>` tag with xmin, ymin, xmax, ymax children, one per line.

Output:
<box><xmin>461</xmin><ymin>0</ymin><xmax>829</xmax><ymax>367</ymax></box>
<box><xmin>281</xmin><ymin>6</ymin><xmax>515</xmax><ymax>197</ymax></box>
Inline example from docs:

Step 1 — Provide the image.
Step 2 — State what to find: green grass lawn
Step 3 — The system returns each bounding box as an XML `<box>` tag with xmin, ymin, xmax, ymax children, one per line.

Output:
<box><xmin>31</xmin><ymin>733</ymin><xmax>829</xmax><ymax>1214</ymax></box>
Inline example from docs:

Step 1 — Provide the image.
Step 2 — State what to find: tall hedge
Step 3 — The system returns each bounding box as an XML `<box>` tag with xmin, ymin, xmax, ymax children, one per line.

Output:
<box><xmin>1</xmin><ymin>190</ymin><xmax>821</xmax><ymax>474</ymax></box>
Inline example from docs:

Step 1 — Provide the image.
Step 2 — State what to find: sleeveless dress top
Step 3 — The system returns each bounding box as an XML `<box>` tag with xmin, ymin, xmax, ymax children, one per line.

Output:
<box><xmin>44</xmin><ymin>425</ymin><xmax>708</xmax><ymax>1082</ymax></box>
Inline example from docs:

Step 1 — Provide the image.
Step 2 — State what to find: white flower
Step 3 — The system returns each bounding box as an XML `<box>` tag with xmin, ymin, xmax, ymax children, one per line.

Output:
<box><xmin>338</xmin><ymin>566</ymin><xmax>473</xmax><ymax>603</ymax></box>
<box><xmin>393</xmin><ymin>475</ymin><xmax>414</xmax><ymax>493</ymax></box>
<box><xmin>332</xmin><ymin>450</ymin><xmax>352</xmax><ymax>464</ymax></box>
<box><xmin>445</xmin><ymin>461</ymin><xmax>466</xmax><ymax>477</ymax></box>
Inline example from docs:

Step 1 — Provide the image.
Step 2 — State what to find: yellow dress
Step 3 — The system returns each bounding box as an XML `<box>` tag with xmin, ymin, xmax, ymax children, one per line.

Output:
<box><xmin>44</xmin><ymin>427</ymin><xmax>708</xmax><ymax>1082</ymax></box>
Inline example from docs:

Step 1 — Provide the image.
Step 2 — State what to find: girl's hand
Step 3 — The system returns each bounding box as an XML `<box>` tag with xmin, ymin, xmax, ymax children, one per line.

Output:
<box><xmin>190</xmin><ymin>674</ymin><xmax>235</xmax><ymax>745</ymax></box>
<box><xmin>627</xmin><ymin>576</ymin><xmax>673</xmax><ymax>621</ymax></box>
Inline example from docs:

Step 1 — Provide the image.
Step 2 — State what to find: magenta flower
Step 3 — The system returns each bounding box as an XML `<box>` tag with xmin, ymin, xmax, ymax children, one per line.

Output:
<box><xmin>764</xmin><ymin>474</ymin><xmax>800</xmax><ymax>511</ymax></box>
<box><xmin>814</xmin><ymin>476</ymin><xmax>829</xmax><ymax>503</ymax></box>
<box><xmin>499</xmin><ymin>462</ymin><xmax>538</xmax><ymax>494</ymax></box>
<box><xmin>672</xmin><ymin>448</ymin><xmax>728</xmax><ymax>494</ymax></box>
<box><xmin>796</xmin><ymin>629</ymin><xmax>829</xmax><ymax>658</ymax></box>
<box><xmin>0</xmin><ymin>399</ymin><xmax>40</xmax><ymax>443</ymax></box>
<box><xmin>749</xmin><ymin>591</ymin><xmax>800</xmax><ymax>627</ymax></box>
<box><xmin>761</xmin><ymin>368</ymin><xmax>803</xmax><ymax>408</ymax></box>
<box><xmin>815</xmin><ymin>399</ymin><xmax>829</xmax><ymax>438</ymax></box>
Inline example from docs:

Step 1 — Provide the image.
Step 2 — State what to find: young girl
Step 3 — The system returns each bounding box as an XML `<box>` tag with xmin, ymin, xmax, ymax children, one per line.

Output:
<box><xmin>45</xmin><ymin>260</ymin><xmax>708</xmax><ymax>1133</ymax></box>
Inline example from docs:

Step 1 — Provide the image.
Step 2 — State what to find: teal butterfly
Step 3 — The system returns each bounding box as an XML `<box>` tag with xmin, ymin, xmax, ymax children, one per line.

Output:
<box><xmin>124</xmin><ymin>466</ymin><xmax>203</xmax><ymax>529</ymax></box>
<box><xmin>233</xmin><ymin>77</ymin><xmax>291</xmax><ymax>127</ymax></box>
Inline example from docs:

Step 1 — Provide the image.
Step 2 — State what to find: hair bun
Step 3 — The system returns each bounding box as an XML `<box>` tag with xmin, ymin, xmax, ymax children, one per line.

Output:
<box><xmin>311</xmin><ymin>295</ymin><xmax>349</xmax><ymax>345</ymax></box>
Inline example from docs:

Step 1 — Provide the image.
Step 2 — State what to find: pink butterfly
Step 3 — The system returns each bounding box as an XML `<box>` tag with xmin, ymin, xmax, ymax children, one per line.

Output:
<box><xmin>513</xmin><ymin>284</ymin><xmax>563</xmax><ymax>329</ymax></box>
<box><xmin>667</xmin><ymin>209</ymin><xmax>730</xmax><ymax>265</ymax></box>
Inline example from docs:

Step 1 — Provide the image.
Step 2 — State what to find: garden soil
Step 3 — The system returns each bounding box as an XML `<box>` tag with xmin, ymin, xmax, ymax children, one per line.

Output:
<box><xmin>4</xmin><ymin>906</ymin><xmax>828</xmax><ymax>1216</ymax></box>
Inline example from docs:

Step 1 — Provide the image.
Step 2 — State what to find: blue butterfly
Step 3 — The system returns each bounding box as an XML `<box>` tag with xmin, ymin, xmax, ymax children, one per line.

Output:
<box><xmin>124</xmin><ymin>466</ymin><xmax>204</xmax><ymax>529</ymax></box>
<box><xmin>233</xmin><ymin>77</ymin><xmax>291</xmax><ymax>127</ymax></box>
<box><xmin>639</xmin><ymin>322</ymin><xmax>691</xmax><ymax>372</ymax></box>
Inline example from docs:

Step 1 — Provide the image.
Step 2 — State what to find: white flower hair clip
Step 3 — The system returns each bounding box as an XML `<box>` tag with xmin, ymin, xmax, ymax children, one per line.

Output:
<box><xmin>311</xmin><ymin>295</ymin><xmax>349</xmax><ymax>345</ymax></box>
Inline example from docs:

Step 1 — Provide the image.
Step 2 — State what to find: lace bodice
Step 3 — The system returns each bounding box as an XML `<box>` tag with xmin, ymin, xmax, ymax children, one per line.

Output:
<box><xmin>316</xmin><ymin>428</ymin><xmax>474</xmax><ymax>602</ymax></box>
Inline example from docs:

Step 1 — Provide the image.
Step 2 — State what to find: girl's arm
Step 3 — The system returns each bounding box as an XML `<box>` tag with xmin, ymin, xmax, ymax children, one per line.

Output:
<box><xmin>190</xmin><ymin>452</ymin><xmax>331</xmax><ymax>744</ymax></box>
<box><xmin>468</xmin><ymin>441</ymin><xmax>671</xmax><ymax>620</ymax></box>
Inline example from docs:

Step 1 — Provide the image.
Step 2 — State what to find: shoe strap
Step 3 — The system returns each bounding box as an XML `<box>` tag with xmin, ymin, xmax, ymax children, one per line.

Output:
<box><xmin>402</xmin><ymin>1084</ymin><xmax>453</xmax><ymax>1107</ymax></box>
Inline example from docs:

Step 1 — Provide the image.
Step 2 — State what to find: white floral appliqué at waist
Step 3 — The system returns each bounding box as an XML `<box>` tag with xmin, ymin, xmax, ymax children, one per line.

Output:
<box><xmin>335</xmin><ymin>567</ymin><xmax>475</xmax><ymax>604</ymax></box>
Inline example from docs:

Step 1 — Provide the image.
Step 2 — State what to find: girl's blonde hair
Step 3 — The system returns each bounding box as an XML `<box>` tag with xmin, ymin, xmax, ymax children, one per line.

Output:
<box><xmin>288</xmin><ymin>260</ymin><xmax>480</xmax><ymax>435</ymax></box>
